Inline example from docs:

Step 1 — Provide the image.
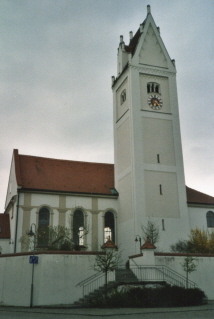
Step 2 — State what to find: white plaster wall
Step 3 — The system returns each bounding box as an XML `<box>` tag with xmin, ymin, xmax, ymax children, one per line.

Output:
<box><xmin>4</xmin><ymin>155</ymin><xmax>18</xmax><ymax>209</ymax></box>
<box><xmin>188</xmin><ymin>206</ymin><xmax>214</xmax><ymax>231</ymax></box>
<box><xmin>0</xmin><ymin>253</ymin><xmax>112</xmax><ymax>307</ymax></box>
<box><xmin>31</xmin><ymin>193</ymin><xmax>59</xmax><ymax>207</ymax></box>
<box><xmin>142</xmin><ymin>117</ymin><xmax>175</xmax><ymax>165</ymax></box>
<box><xmin>15</xmin><ymin>205</ymin><xmax>24</xmax><ymax>253</ymax></box>
<box><xmin>139</xmin><ymin>25</ymin><xmax>167</xmax><ymax>68</ymax></box>
<box><xmin>116</xmin><ymin>118</ymin><xmax>132</xmax><ymax>174</ymax></box>
<box><xmin>116</xmin><ymin>78</ymin><xmax>129</xmax><ymax>120</ymax></box>
<box><xmin>97</xmin><ymin>198</ymin><xmax>118</xmax><ymax>212</ymax></box>
<box><xmin>0</xmin><ymin>239</ymin><xmax>11</xmax><ymax>254</ymax></box>
<box><xmin>0</xmin><ymin>256</ymin><xmax>32</xmax><ymax>306</ymax></box>
<box><xmin>66</xmin><ymin>196</ymin><xmax>91</xmax><ymax>209</ymax></box>
<box><xmin>52</xmin><ymin>209</ymin><xmax>59</xmax><ymax>227</ymax></box>
<box><xmin>97</xmin><ymin>212</ymin><xmax>104</xmax><ymax>247</ymax></box>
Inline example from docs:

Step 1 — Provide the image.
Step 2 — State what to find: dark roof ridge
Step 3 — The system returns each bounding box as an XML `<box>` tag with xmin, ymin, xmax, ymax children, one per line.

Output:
<box><xmin>18</xmin><ymin>153</ymin><xmax>114</xmax><ymax>167</ymax></box>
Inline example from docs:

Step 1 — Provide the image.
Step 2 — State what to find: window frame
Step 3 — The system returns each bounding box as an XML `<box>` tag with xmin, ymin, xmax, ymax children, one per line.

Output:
<box><xmin>207</xmin><ymin>211</ymin><xmax>214</xmax><ymax>227</ymax></box>
<box><xmin>104</xmin><ymin>211</ymin><xmax>115</xmax><ymax>243</ymax></box>
<box><xmin>73</xmin><ymin>209</ymin><xmax>85</xmax><ymax>246</ymax></box>
<box><xmin>120</xmin><ymin>89</ymin><xmax>126</xmax><ymax>105</ymax></box>
<box><xmin>38</xmin><ymin>206</ymin><xmax>50</xmax><ymax>248</ymax></box>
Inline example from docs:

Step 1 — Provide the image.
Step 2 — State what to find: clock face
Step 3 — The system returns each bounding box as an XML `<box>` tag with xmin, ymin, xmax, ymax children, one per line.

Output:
<box><xmin>148</xmin><ymin>94</ymin><xmax>163</xmax><ymax>110</ymax></box>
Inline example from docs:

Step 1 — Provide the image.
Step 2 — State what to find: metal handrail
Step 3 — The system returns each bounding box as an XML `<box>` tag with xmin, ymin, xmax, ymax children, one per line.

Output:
<box><xmin>157</xmin><ymin>265</ymin><xmax>196</xmax><ymax>286</ymax></box>
<box><xmin>76</xmin><ymin>271</ymin><xmax>103</xmax><ymax>287</ymax></box>
<box><xmin>130</xmin><ymin>265</ymin><xmax>197</xmax><ymax>288</ymax></box>
<box><xmin>76</xmin><ymin>271</ymin><xmax>112</xmax><ymax>298</ymax></box>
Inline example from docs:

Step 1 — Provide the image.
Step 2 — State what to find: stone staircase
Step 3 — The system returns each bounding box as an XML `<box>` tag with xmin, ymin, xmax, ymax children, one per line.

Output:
<box><xmin>115</xmin><ymin>268</ymin><xmax>139</xmax><ymax>283</ymax></box>
<box><xmin>73</xmin><ymin>268</ymin><xmax>139</xmax><ymax>307</ymax></box>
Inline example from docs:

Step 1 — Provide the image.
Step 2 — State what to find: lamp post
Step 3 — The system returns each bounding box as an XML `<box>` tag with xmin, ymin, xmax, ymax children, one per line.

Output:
<box><xmin>27</xmin><ymin>223</ymin><xmax>37</xmax><ymax>308</ymax></box>
<box><xmin>135</xmin><ymin>235</ymin><xmax>142</xmax><ymax>254</ymax></box>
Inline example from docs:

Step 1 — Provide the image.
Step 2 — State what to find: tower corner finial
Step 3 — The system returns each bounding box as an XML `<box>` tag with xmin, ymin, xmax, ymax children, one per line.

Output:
<box><xmin>171</xmin><ymin>59</ymin><xmax>176</xmax><ymax>67</ymax></box>
<box><xmin>111</xmin><ymin>76</ymin><xmax>115</xmax><ymax>85</ymax></box>
<box><xmin>147</xmin><ymin>5</ymin><xmax>151</xmax><ymax>14</ymax></box>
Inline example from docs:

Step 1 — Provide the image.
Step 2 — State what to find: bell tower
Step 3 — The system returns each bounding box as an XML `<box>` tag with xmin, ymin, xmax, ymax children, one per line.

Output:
<box><xmin>112</xmin><ymin>5</ymin><xmax>190</xmax><ymax>257</ymax></box>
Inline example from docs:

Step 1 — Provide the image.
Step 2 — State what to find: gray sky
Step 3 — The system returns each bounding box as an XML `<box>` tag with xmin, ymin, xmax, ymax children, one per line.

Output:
<box><xmin>1</xmin><ymin>0</ymin><xmax>214</xmax><ymax>212</ymax></box>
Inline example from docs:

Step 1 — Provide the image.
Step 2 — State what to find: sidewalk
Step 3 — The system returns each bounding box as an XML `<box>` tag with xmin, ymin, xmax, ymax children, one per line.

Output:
<box><xmin>0</xmin><ymin>301</ymin><xmax>214</xmax><ymax>316</ymax></box>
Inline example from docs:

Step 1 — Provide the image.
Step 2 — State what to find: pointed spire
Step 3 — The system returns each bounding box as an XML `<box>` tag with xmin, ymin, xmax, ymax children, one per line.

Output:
<box><xmin>147</xmin><ymin>5</ymin><xmax>151</xmax><ymax>14</ymax></box>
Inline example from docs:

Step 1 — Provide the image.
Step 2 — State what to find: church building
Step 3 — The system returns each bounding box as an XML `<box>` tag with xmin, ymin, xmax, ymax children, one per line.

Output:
<box><xmin>1</xmin><ymin>5</ymin><xmax>214</xmax><ymax>259</ymax></box>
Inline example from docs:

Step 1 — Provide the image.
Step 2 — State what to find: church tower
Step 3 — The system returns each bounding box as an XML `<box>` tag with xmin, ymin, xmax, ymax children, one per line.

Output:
<box><xmin>112</xmin><ymin>6</ymin><xmax>190</xmax><ymax>257</ymax></box>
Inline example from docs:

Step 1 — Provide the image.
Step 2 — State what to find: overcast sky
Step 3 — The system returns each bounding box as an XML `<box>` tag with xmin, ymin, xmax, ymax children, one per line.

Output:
<box><xmin>1</xmin><ymin>0</ymin><xmax>214</xmax><ymax>212</ymax></box>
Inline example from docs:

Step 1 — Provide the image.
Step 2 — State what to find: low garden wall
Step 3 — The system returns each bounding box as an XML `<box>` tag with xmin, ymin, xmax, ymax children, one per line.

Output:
<box><xmin>0</xmin><ymin>251</ymin><xmax>112</xmax><ymax>307</ymax></box>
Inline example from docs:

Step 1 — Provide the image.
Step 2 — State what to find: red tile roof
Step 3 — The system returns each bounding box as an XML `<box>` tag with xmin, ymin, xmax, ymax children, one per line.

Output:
<box><xmin>14</xmin><ymin>150</ymin><xmax>115</xmax><ymax>196</ymax></box>
<box><xmin>101</xmin><ymin>238</ymin><xmax>118</xmax><ymax>250</ymax></box>
<box><xmin>186</xmin><ymin>186</ymin><xmax>214</xmax><ymax>205</ymax></box>
<box><xmin>0</xmin><ymin>214</ymin><xmax>10</xmax><ymax>239</ymax></box>
<box><xmin>141</xmin><ymin>237</ymin><xmax>156</xmax><ymax>250</ymax></box>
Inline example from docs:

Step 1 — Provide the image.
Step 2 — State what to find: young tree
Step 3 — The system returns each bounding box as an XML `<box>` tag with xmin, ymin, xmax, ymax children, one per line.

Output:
<box><xmin>19</xmin><ymin>225</ymin><xmax>74</xmax><ymax>251</ymax></box>
<box><xmin>181</xmin><ymin>256</ymin><xmax>197</xmax><ymax>288</ymax></box>
<box><xmin>91</xmin><ymin>239</ymin><xmax>122</xmax><ymax>295</ymax></box>
<box><xmin>141</xmin><ymin>219</ymin><xmax>160</xmax><ymax>244</ymax></box>
<box><xmin>47</xmin><ymin>225</ymin><xmax>74</xmax><ymax>250</ymax></box>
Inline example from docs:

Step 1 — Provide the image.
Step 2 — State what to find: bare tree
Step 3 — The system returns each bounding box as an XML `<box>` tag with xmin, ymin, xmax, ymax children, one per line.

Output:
<box><xmin>92</xmin><ymin>247</ymin><xmax>122</xmax><ymax>295</ymax></box>
<box><xmin>181</xmin><ymin>256</ymin><xmax>197</xmax><ymax>288</ymax></box>
<box><xmin>141</xmin><ymin>219</ymin><xmax>160</xmax><ymax>244</ymax></box>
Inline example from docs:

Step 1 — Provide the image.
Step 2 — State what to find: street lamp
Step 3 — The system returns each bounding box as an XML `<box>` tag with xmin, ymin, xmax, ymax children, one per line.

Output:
<box><xmin>27</xmin><ymin>223</ymin><xmax>36</xmax><ymax>251</ymax></box>
<box><xmin>135</xmin><ymin>235</ymin><xmax>142</xmax><ymax>254</ymax></box>
<box><xmin>27</xmin><ymin>223</ymin><xmax>37</xmax><ymax>308</ymax></box>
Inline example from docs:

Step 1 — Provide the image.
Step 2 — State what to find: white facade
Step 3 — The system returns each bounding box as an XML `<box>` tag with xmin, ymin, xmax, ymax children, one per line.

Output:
<box><xmin>3</xmin><ymin>191</ymin><xmax>118</xmax><ymax>254</ymax></box>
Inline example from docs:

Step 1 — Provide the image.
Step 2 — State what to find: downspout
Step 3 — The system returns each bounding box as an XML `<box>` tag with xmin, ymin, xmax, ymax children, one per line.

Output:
<box><xmin>14</xmin><ymin>188</ymin><xmax>20</xmax><ymax>253</ymax></box>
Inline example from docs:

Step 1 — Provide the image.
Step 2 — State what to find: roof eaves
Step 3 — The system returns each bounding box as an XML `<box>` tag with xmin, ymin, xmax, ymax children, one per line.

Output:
<box><xmin>13</xmin><ymin>149</ymin><xmax>22</xmax><ymax>186</ymax></box>
<box><xmin>112</xmin><ymin>63</ymin><xmax>129</xmax><ymax>88</ymax></box>
<box><xmin>19</xmin><ymin>188</ymin><xmax>119</xmax><ymax>198</ymax></box>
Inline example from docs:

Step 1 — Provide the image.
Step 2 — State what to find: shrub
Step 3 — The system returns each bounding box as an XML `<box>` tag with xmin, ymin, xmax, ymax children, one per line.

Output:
<box><xmin>90</xmin><ymin>285</ymin><xmax>207</xmax><ymax>308</ymax></box>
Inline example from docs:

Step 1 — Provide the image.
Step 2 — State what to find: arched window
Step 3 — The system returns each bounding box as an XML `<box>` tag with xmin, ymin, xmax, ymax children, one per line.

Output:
<box><xmin>120</xmin><ymin>89</ymin><xmax>126</xmax><ymax>105</ymax></box>
<box><xmin>38</xmin><ymin>207</ymin><xmax>50</xmax><ymax>247</ymax></box>
<box><xmin>104</xmin><ymin>211</ymin><xmax>115</xmax><ymax>243</ymax></box>
<box><xmin>73</xmin><ymin>210</ymin><xmax>84</xmax><ymax>245</ymax></box>
<box><xmin>147</xmin><ymin>82</ymin><xmax>160</xmax><ymax>94</ymax></box>
<box><xmin>207</xmin><ymin>211</ymin><xmax>214</xmax><ymax>227</ymax></box>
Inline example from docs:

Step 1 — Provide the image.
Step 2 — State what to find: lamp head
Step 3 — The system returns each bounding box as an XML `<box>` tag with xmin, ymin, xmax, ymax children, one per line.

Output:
<box><xmin>27</xmin><ymin>227</ymin><xmax>35</xmax><ymax>237</ymax></box>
